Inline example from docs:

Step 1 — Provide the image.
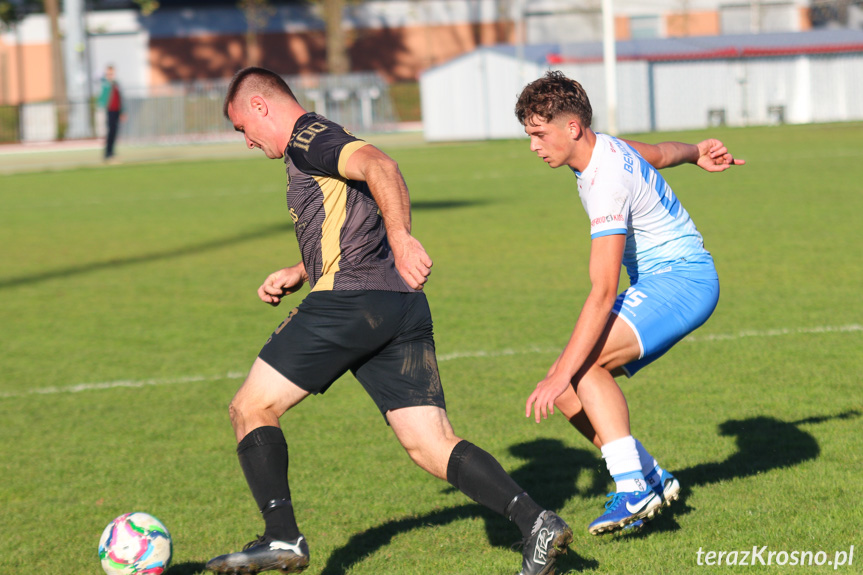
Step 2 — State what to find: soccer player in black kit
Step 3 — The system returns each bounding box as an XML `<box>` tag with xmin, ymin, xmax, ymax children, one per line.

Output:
<box><xmin>205</xmin><ymin>67</ymin><xmax>572</xmax><ymax>575</ymax></box>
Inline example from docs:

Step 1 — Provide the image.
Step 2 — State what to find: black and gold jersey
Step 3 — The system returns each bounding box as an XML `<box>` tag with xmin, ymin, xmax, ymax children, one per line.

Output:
<box><xmin>284</xmin><ymin>112</ymin><xmax>414</xmax><ymax>293</ymax></box>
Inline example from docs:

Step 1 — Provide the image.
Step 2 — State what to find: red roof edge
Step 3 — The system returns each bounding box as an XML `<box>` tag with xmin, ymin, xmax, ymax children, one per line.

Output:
<box><xmin>546</xmin><ymin>42</ymin><xmax>863</xmax><ymax>64</ymax></box>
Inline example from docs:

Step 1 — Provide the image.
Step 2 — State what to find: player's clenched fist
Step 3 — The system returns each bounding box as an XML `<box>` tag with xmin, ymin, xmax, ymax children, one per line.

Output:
<box><xmin>258</xmin><ymin>263</ymin><xmax>308</xmax><ymax>306</ymax></box>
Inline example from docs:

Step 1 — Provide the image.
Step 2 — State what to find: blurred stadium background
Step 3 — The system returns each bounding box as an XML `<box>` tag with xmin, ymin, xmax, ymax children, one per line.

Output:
<box><xmin>1</xmin><ymin>0</ymin><xmax>862</xmax><ymax>150</ymax></box>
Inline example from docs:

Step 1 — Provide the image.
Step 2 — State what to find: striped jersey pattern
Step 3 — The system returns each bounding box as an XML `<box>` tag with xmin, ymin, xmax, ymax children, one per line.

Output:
<box><xmin>284</xmin><ymin>113</ymin><xmax>414</xmax><ymax>293</ymax></box>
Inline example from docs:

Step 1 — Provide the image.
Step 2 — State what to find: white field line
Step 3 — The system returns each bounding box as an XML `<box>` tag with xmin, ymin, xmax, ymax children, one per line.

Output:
<box><xmin>0</xmin><ymin>372</ymin><xmax>247</xmax><ymax>399</ymax></box>
<box><xmin>1</xmin><ymin>324</ymin><xmax>860</xmax><ymax>400</ymax></box>
<box><xmin>683</xmin><ymin>323</ymin><xmax>862</xmax><ymax>342</ymax></box>
<box><xmin>436</xmin><ymin>345</ymin><xmax>558</xmax><ymax>362</ymax></box>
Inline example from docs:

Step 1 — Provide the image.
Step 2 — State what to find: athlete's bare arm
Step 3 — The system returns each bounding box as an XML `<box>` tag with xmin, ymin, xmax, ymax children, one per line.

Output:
<box><xmin>343</xmin><ymin>144</ymin><xmax>433</xmax><ymax>290</ymax></box>
<box><xmin>526</xmin><ymin>233</ymin><xmax>626</xmax><ymax>422</ymax></box>
<box><xmin>257</xmin><ymin>262</ymin><xmax>308</xmax><ymax>306</ymax></box>
<box><xmin>623</xmin><ymin>138</ymin><xmax>745</xmax><ymax>172</ymax></box>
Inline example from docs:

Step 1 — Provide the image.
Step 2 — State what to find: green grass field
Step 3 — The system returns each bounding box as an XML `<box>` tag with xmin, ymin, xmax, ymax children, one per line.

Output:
<box><xmin>1</xmin><ymin>123</ymin><xmax>861</xmax><ymax>574</ymax></box>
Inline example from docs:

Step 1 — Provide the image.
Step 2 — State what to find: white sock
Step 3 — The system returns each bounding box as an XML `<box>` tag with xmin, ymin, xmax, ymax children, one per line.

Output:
<box><xmin>634</xmin><ymin>438</ymin><xmax>665</xmax><ymax>489</ymax></box>
<box><xmin>601</xmin><ymin>436</ymin><xmax>647</xmax><ymax>493</ymax></box>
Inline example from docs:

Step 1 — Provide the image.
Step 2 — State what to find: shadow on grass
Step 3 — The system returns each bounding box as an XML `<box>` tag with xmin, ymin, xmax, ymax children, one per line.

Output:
<box><xmin>0</xmin><ymin>199</ymin><xmax>485</xmax><ymax>291</ymax></box>
<box><xmin>320</xmin><ymin>410</ymin><xmax>860</xmax><ymax>573</ymax></box>
<box><xmin>0</xmin><ymin>222</ymin><xmax>292</xmax><ymax>290</ymax></box>
<box><xmin>164</xmin><ymin>561</ymin><xmax>207</xmax><ymax>575</ymax></box>
<box><xmin>411</xmin><ymin>199</ymin><xmax>490</xmax><ymax>211</ymax></box>
<box><xmin>635</xmin><ymin>409</ymin><xmax>861</xmax><ymax>536</ymax></box>
<box><xmin>321</xmin><ymin>439</ymin><xmax>601</xmax><ymax>575</ymax></box>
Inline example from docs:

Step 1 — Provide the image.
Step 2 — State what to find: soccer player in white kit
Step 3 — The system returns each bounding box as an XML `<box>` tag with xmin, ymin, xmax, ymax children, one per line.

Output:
<box><xmin>516</xmin><ymin>71</ymin><xmax>744</xmax><ymax>534</ymax></box>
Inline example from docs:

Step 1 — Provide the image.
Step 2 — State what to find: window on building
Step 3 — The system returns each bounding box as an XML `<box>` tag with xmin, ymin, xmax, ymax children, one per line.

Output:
<box><xmin>630</xmin><ymin>15</ymin><xmax>662</xmax><ymax>39</ymax></box>
<box><xmin>720</xmin><ymin>2</ymin><xmax>799</xmax><ymax>34</ymax></box>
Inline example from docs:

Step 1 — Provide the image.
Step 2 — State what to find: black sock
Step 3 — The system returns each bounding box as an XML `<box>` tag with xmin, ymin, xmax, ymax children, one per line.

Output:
<box><xmin>237</xmin><ymin>426</ymin><xmax>300</xmax><ymax>541</ymax></box>
<box><xmin>446</xmin><ymin>440</ymin><xmax>543</xmax><ymax>537</ymax></box>
<box><xmin>506</xmin><ymin>492</ymin><xmax>545</xmax><ymax>538</ymax></box>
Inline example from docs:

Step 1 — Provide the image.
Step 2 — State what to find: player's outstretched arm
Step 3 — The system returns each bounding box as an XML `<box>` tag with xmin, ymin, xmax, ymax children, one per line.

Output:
<box><xmin>623</xmin><ymin>138</ymin><xmax>744</xmax><ymax>171</ymax></box>
<box><xmin>344</xmin><ymin>145</ymin><xmax>433</xmax><ymax>290</ymax></box>
<box><xmin>258</xmin><ymin>262</ymin><xmax>308</xmax><ymax>306</ymax></box>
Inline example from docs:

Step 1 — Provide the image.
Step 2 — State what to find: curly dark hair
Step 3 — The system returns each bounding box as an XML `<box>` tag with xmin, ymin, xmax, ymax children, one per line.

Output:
<box><xmin>515</xmin><ymin>70</ymin><xmax>592</xmax><ymax>128</ymax></box>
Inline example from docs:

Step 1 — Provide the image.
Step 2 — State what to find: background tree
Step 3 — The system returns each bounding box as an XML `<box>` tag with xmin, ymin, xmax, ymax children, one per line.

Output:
<box><xmin>43</xmin><ymin>0</ymin><xmax>68</xmax><ymax>134</ymax></box>
<box><xmin>0</xmin><ymin>1</ymin><xmax>21</xmax><ymax>25</ymax></box>
<box><xmin>238</xmin><ymin>0</ymin><xmax>276</xmax><ymax>67</ymax></box>
<box><xmin>0</xmin><ymin>0</ymin><xmax>25</xmax><ymax>109</ymax></box>
<box><xmin>132</xmin><ymin>0</ymin><xmax>159</xmax><ymax>16</ymax></box>
<box><xmin>1</xmin><ymin>0</ymin><xmax>66</xmax><ymax>130</ymax></box>
<box><xmin>322</xmin><ymin>0</ymin><xmax>348</xmax><ymax>74</ymax></box>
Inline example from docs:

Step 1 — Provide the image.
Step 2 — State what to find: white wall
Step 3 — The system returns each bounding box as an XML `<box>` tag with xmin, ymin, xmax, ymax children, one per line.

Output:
<box><xmin>556</xmin><ymin>61</ymin><xmax>653</xmax><ymax>134</ymax></box>
<box><xmin>648</xmin><ymin>54</ymin><xmax>863</xmax><ymax>129</ymax></box>
<box><xmin>421</xmin><ymin>48</ymin><xmax>863</xmax><ymax>141</ymax></box>
<box><xmin>87</xmin><ymin>10</ymin><xmax>150</xmax><ymax>94</ymax></box>
<box><xmin>420</xmin><ymin>49</ymin><xmax>542</xmax><ymax>141</ymax></box>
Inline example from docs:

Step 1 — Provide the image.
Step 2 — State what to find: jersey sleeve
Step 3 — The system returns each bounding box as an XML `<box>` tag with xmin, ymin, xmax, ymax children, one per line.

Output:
<box><xmin>582</xmin><ymin>176</ymin><xmax>630</xmax><ymax>239</ymax></box>
<box><xmin>288</xmin><ymin>118</ymin><xmax>368</xmax><ymax>178</ymax></box>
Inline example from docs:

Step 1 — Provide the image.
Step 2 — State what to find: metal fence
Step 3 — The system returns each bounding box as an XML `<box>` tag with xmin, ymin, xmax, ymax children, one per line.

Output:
<box><xmin>4</xmin><ymin>72</ymin><xmax>399</xmax><ymax>145</ymax></box>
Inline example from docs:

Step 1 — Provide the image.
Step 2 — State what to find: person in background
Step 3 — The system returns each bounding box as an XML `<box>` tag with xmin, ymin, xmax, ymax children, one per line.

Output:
<box><xmin>98</xmin><ymin>65</ymin><xmax>123</xmax><ymax>163</ymax></box>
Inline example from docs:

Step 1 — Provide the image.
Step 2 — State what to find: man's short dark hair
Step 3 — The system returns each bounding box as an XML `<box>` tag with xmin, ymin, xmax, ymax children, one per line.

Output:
<box><xmin>515</xmin><ymin>70</ymin><xmax>593</xmax><ymax>128</ymax></box>
<box><xmin>223</xmin><ymin>67</ymin><xmax>297</xmax><ymax>119</ymax></box>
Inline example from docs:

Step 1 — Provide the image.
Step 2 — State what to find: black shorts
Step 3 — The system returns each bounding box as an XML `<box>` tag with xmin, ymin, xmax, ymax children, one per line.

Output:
<box><xmin>258</xmin><ymin>290</ymin><xmax>446</xmax><ymax>419</ymax></box>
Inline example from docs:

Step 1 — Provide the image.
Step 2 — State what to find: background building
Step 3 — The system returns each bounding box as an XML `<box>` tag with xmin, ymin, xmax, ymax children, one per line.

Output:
<box><xmin>1</xmin><ymin>0</ymin><xmax>862</xmax><ymax>142</ymax></box>
<box><xmin>6</xmin><ymin>0</ymin><xmax>861</xmax><ymax>105</ymax></box>
<box><xmin>420</xmin><ymin>29</ymin><xmax>863</xmax><ymax>140</ymax></box>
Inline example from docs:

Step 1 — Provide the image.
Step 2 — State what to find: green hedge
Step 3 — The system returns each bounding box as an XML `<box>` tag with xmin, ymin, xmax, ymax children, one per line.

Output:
<box><xmin>389</xmin><ymin>81</ymin><xmax>421</xmax><ymax>123</ymax></box>
<box><xmin>0</xmin><ymin>105</ymin><xmax>19</xmax><ymax>143</ymax></box>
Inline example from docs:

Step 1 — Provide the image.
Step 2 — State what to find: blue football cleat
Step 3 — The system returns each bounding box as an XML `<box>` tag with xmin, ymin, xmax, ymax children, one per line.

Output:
<box><xmin>588</xmin><ymin>490</ymin><xmax>661</xmax><ymax>535</ymax></box>
<box><xmin>648</xmin><ymin>468</ymin><xmax>681</xmax><ymax>508</ymax></box>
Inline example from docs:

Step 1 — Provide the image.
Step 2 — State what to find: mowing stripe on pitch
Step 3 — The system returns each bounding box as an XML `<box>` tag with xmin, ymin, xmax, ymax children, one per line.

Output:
<box><xmin>2</xmin><ymin>324</ymin><xmax>860</xmax><ymax>399</ymax></box>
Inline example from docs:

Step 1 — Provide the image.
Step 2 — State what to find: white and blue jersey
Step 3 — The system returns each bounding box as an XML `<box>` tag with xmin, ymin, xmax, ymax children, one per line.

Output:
<box><xmin>574</xmin><ymin>133</ymin><xmax>719</xmax><ymax>376</ymax></box>
<box><xmin>575</xmin><ymin>133</ymin><xmax>712</xmax><ymax>283</ymax></box>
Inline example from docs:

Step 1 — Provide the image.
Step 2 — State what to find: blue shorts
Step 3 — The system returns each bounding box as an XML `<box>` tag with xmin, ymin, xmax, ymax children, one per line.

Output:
<box><xmin>613</xmin><ymin>260</ymin><xmax>719</xmax><ymax>377</ymax></box>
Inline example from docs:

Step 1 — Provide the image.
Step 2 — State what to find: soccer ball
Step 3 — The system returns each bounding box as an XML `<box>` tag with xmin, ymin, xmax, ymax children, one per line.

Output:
<box><xmin>98</xmin><ymin>512</ymin><xmax>173</xmax><ymax>575</ymax></box>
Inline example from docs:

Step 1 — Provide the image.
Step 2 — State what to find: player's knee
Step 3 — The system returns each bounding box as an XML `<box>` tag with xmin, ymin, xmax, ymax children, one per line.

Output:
<box><xmin>228</xmin><ymin>389</ymin><xmax>257</xmax><ymax>426</ymax></box>
<box><xmin>395</xmin><ymin>439</ymin><xmax>427</xmax><ymax>470</ymax></box>
<box><xmin>228</xmin><ymin>398</ymin><xmax>243</xmax><ymax>428</ymax></box>
<box><xmin>403</xmin><ymin>444</ymin><xmax>424</xmax><ymax>465</ymax></box>
<box><xmin>411</xmin><ymin>435</ymin><xmax>457</xmax><ymax>465</ymax></box>
<box><xmin>553</xmin><ymin>389</ymin><xmax>583</xmax><ymax>417</ymax></box>
<box><xmin>403</xmin><ymin>442</ymin><xmax>448</xmax><ymax>478</ymax></box>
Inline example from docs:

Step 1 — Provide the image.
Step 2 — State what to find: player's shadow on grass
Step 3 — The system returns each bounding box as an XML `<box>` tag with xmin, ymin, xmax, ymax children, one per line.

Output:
<box><xmin>320</xmin><ymin>411</ymin><xmax>861</xmax><ymax>572</ymax></box>
<box><xmin>319</xmin><ymin>438</ymin><xmax>602</xmax><ymax>575</ymax></box>
<box><xmin>640</xmin><ymin>409</ymin><xmax>861</xmax><ymax>535</ymax></box>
